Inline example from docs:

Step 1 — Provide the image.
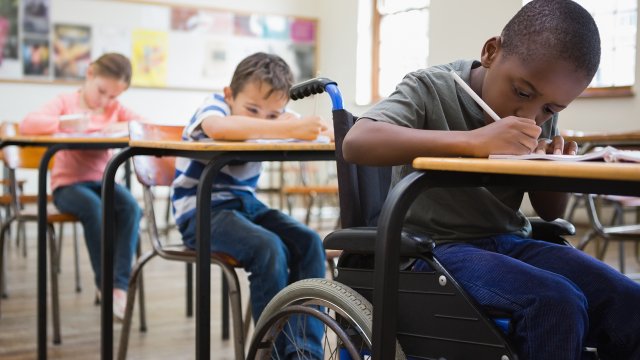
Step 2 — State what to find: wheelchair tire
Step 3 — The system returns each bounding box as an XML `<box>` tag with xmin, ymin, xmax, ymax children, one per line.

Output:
<box><xmin>247</xmin><ymin>278</ymin><xmax>406</xmax><ymax>360</ymax></box>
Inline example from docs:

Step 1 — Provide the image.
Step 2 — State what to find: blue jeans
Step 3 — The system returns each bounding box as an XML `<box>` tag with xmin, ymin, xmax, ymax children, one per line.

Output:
<box><xmin>53</xmin><ymin>181</ymin><xmax>141</xmax><ymax>291</ymax></box>
<box><xmin>414</xmin><ymin>234</ymin><xmax>640</xmax><ymax>360</ymax></box>
<box><xmin>179</xmin><ymin>194</ymin><xmax>326</xmax><ymax>359</ymax></box>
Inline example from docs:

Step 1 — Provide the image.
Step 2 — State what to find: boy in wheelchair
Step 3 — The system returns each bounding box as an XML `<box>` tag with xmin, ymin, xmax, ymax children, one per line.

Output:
<box><xmin>340</xmin><ymin>0</ymin><xmax>640</xmax><ymax>359</ymax></box>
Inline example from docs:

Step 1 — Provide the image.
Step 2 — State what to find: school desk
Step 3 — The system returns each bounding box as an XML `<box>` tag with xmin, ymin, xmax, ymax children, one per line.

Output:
<box><xmin>563</xmin><ymin>129</ymin><xmax>640</xmax><ymax>153</ymax></box>
<box><xmin>371</xmin><ymin>157</ymin><xmax>640</xmax><ymax>360</ymax></box>
<box><xmin>100</xmin><ymin>139</ymin><xmax>335</xmax><ymax>360</ymax></box>
<box><xmin>0</xmin><ymin>132</ymin><xmax>128</xmax><ymax>360</ymax></box>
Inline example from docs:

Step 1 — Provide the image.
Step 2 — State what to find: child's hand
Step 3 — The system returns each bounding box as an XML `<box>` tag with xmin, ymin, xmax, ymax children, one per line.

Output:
<box><xmin>534</xmin><ymin>136</ymin><xmax>578</xmax><ymax>155</ymax></box>
<box><xmin>283</xmin><ymin>114</ymin><xmax>328</xmax><ymax>140</ymax></box>
<box><xmin>470</xmin><ymin>116</ymin><xmax>542</xmax><ymax>156</ymax></box>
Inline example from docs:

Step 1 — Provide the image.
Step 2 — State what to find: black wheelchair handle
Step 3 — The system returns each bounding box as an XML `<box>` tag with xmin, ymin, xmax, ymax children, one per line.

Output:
<box><xmin>290</xmin><ymin>77</ymin><xmax>338</xmax><ymax>101</ymax></box>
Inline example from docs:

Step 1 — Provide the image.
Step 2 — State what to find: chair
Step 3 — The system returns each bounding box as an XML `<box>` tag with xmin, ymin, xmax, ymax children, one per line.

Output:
<box><xmin>577</xmin><ymin>194</ymin><xmax>640</xmax><ymax>275</ymax></box>
<box><xmin>247</xmin><ymin>78</ymin><xmax>595</xmax><ymax>360</ymax></box>
<box><xmin>118</xmin><ymin>121</ymin><xmax>250</xmax><ymax>360</ymax></box>
<box><xmin>0</xmin><ymin>123</ymin><xmax>82</xmax><ymax>345</ymax></box>
<box><xmin>280</xmin><ymin>161</ymin><xmax>339</xmax><ymax>228</ymax></box>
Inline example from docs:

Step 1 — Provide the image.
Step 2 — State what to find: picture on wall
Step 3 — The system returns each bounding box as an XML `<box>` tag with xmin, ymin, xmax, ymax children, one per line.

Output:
<box><xmin>0</xmin><ymin>0</ymin><xmax>19</xmax><ymax>63</ymax></box>
<box><xmin>171</xmin><ymin>7</ymin><xmax>233</xmax><ymax>34</ymax></box>
<box><xmin>22</xmin><ymin>36</ymin><xmax>50</xmax><ymax>76</ymax></box>
<box><xmin>53</xmin><ymin>24</ymin><xmax>91</xmax><ymax>80</ymax></box>
<box><xmin>131</xmin><ymin>29</ymin><xmax>168</xmax><ymax>87</ymax></box>
<box><xmin>22</xmin><ymin>0</ymin><xmax>49</xmax><ymax>34</ymax></box>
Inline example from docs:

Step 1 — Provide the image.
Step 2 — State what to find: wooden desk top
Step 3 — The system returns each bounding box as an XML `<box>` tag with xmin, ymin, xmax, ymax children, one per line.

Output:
<box><xmin>412</xmin><ymin>157</ymin><xmax>640</xmax><ymax>182</ymax></box>
<box><xmin>1</xmin><ymin>133</ymin><xmax>129</xmax><ymax>144</ymax></box>
<box><xmin>128</xmin><ymin>139</ymin><xmax>335</xmax><ymax>152</ymax></box>
<box><xmin>562</xmin><ymin>130</ymin><xmax>640</xmax><ymax>144</ymax></box>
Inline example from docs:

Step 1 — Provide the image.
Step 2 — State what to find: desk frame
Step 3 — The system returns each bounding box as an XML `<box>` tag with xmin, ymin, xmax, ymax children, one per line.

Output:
<box><xmin>372</xmin><ymin>165</ymin><xmax>640</xmax><ymax>359</ymax></box>
<box><xmin>0</xmin><ymin>139</ymin><xmax>127</xmax><ymax>360</ymax></box>
<box><xmin>101</xmin><ymin>146</ymin><xmax>335</xmax><ymax>360</ymax></box>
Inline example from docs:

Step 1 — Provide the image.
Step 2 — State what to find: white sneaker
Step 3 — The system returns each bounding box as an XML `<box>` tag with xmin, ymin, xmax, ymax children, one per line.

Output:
<box><xmin>113</xmin><ymin>288</ymin><xmax>127</xmax><ymax>321</ymax></box>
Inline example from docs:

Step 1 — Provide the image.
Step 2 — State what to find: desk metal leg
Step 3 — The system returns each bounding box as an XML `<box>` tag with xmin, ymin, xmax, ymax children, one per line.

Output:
<box><xmin>195</xmin><ymin>159</ymin><xmax>218</xmax><ymax>359</ymax></box>
<box><xmin>101</xmin><ymin>148</ymin><xmax>136</xmax><ymax>360</ymax></box>
<box><xmin>37</xmin><ymin>145</ymin><xmax>65</xmax><ymax>358</ymax></box>
<box><xmin>372</xmin><ymin>171</ymin><xmax>431</xmax><ymax>360</ymax></box>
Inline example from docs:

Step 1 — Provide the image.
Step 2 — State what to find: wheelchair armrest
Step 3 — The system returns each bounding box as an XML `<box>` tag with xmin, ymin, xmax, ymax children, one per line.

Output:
<box><xmin>529</xmin><ymin>217</ymin><xmax>576</xmax><ymax>244</ymax></box>
<box><xmin>324</xmin><ymin>227</ymin><xmax>435</xmax><ymax>257</ymax></box>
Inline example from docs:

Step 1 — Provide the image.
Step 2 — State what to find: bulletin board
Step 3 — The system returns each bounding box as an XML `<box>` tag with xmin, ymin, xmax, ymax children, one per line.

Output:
<box><xmin>0</xmin><ymin>0</ymin><xmax>318</xmax><ymax>91</ymax></box>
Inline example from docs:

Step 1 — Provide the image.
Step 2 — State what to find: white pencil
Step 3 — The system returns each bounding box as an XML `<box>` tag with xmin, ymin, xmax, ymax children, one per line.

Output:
<box><xmin>450</xmin><ymin>70</ymin><xmax>501</xmax><ymax>122</ymax></box>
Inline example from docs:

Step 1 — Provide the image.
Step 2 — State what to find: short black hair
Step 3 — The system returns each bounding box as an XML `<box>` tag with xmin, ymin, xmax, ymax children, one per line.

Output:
<box><xmin>229</xmin><ymin>52</ymin><xmax>294</xmax><ymax>99</ymax></box>
<box><xmin>501</xmin><ymin>0</ymin><xmax>601</xmax><ymax>80</ymax></box>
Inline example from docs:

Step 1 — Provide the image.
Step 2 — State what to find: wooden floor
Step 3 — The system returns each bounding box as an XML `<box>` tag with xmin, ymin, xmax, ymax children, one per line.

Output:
<box><xmin>0</xmin><ymin>206</ymin><xmax>638</xmax><ymax>359</ymax></box>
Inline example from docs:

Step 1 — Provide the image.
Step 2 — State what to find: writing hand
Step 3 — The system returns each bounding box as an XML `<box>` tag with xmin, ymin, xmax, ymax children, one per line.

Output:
<box><xmin>281</xmin><ymin>114</ymin><xmax>328</xmax><ymax>140</ymax></box>
<box><xmin>534</xmin><ymin>135</ymin><xmax>578</xmax><ymax>155</ymax></box>
<box><xmin>470</xmin><ymin>116</ymin><xmax>542</xmax><ymax>157</ymax></box>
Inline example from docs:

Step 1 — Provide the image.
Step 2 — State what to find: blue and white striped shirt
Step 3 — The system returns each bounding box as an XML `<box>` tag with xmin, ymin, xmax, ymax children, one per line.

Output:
<box><xmin>171</xmin><ymin>93</ymin><xmax>262</xmax><ymax>226</ymax></box>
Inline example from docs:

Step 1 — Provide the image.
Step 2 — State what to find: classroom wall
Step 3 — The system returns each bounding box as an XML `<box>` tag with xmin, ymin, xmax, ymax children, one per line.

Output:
<box><xmin>6</xmin><ymin>0</ymin><xmax>637</xmax><ymax>131</ymax></box>
<box><xmin>432</xmin><ymin>0</ymin><xmax>640</xmax><ymax>133</ymax></box>
<box><xmin>318</xmin><ymin>0</ymin><xmax>640</xmax><ymax>132</ymax></box>
<box><xmin>0</xmin><ymin>0</ymin><xmax>322</xmax><ymax>125</ymax></box>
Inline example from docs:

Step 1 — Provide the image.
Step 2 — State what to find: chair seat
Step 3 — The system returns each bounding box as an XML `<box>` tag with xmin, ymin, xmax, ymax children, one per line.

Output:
<box><xmin>159</xmin><ymin>244</ymin><xmax>243</xmax><ymax>267</ymax></box>
<box><xmin>602</xmin><ymin>224</ymin><xmax>640</xmax><ymax>238</ymax></box>
<box><xmin>17</xmin><ymin>206</ymin><xmax>79</xmax><ymax>223</ymax></box>
<box><xmin>602</xmin><ymin>195</ymin><xmax>640</xmax><ymax>207</ymax></box>
<box><xmin>281</xmin><ymin>185</ymin><xmax>338</xmax><ymax>195</ymax></box>
<box><xmin>0</xmin><ymin>194</ymin><xmax>53</xmax><ymax>205</ymax></box>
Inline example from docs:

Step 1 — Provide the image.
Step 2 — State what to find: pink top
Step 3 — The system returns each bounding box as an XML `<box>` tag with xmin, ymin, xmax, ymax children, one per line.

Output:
<box><xmin>20</xmin><ymin>91</ymin><xmax>141</xmax><ymax>190</ymax></box>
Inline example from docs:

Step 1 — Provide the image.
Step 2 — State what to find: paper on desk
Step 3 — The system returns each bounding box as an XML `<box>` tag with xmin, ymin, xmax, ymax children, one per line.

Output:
<box><xmin>489</xmin><ymin>146</ymin><xmax>640</xmax><ymax>163</ymax></box>
<box><xmin>246</xmin><ymin>135</ymin><xmax>332</xmax><ymax>144</ymax></box>
<box><xmin>52</xmin><ymin>130</ymin><xmax>129</xmax><ymax>138</ymax></box>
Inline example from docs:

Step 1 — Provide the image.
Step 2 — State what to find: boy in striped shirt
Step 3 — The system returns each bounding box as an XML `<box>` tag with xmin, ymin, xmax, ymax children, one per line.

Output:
<box><xmin>171</xmin><ymin>52</ymin><xmax>328</xmax><ymax>359</ymax></box>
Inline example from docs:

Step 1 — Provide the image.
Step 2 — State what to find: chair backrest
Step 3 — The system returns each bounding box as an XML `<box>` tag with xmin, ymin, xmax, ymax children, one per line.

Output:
<box><xmin>331</xmin><ymin>108</ymin><xmax>392</xmax><ymax>228</ymax></box>
<box><xmin>0</xmin><ymin>122</ymin><xmax>55</xmax><ymax>170</ymax></box>
<box><xmin>129</xmin><ymin>121</ymin><xmax>183</xmax><ymax>187</ymax></box>
<box><xmin>289</xmin><ymin>78</ymin><xmax>392</xmax><ymax>228</ymax></box>
<box><xmin>129</xmin><ymin>121</ymin><xmax>184</xmax><ymax>251</ymax></box>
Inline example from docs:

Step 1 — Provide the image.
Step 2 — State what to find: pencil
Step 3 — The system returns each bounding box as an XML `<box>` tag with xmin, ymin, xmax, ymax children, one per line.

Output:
<box><xmin>450</xmin><ymin>70</ymin><xmax>501</xmax><ymax>122</ymax></box>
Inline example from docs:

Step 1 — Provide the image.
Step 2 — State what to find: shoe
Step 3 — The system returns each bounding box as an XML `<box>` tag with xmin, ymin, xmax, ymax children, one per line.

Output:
<box><xmin>113</xmin><ymin>288</ymin><xmax>127</xmax><ymax>321</ymax></box>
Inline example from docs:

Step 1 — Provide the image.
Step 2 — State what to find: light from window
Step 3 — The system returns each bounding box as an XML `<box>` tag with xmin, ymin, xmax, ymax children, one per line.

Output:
<box><xmin>523</xmin><ymin>0</ymin><xmax>637</xmax><ymax>88</ymax></box>
<box><xmin>378</xmin><ymin>7</ymin><xmax>429</xmax><ymax>96</ymax></box>
<box><xmin>356</xmin><ymin>0</ymin><xmax>430</xmax><ymax>104</ymax></box>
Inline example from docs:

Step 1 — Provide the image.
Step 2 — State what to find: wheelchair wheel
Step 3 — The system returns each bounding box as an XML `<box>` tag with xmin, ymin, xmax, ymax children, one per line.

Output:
<box><xmin>247</xmin><ymin>278</ymin><xmax>406</xmax><ymax>360</ymax></box>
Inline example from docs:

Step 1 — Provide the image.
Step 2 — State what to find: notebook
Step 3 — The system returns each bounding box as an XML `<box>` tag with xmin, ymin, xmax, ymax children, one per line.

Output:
<box><xmin>489</xmin><ymin>146</ymin><xmax>640</xmax><ymax>163</ymax></box>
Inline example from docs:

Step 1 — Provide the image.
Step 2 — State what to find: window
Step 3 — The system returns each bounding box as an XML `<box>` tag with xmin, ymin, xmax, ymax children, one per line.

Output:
<box><xmin>356</xmin><ymin>0</ymin><xmax>430</xmax><ymax>104</ymax></box>
<box><xmin>523</xmin><ymin>0</ymin><xmax>637</xmax><ymax>96</ymax></box>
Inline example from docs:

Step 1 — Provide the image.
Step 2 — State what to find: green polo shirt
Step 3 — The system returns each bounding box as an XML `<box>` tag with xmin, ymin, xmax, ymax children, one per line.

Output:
<box><xmin>361</xmin><ymin>59</ymin><xmax>558</xmax><ymax>241</ymax></box>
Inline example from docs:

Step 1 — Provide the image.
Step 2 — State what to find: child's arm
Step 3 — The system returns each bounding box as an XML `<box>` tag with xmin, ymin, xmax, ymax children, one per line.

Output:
<box><xmin>20</xmin><ymin>96</ymin><xmax>67</xmax><ymax>135</ymax></box>
<box><xmin>201</xmin><ymin>112</ymin><xmax>327</xmax><ymax>141</ymax></box>
<box><xmin>343</xmin><ymin>117</ymin><xmax>542</xmax><ymax>166</ymax></box>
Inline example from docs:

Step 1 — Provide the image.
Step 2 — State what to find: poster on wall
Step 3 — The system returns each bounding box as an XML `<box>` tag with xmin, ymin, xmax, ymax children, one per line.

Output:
<box><xmin>171</xmin><ymin>7</ymin><xmax>233</xmax><ymax>35</ymax></box>
<box><xmin>93</xmin><ymin>26</ymin><xmax>131</xmax><ymax>59</ymax></box>
<box><xmin>22</xmin><ymin>0</ymin><xmax>51</xmax><ymax>77</ymax></box>
<box><xmin>131</xmin><ymin>29</ymin><xmax>167</xmax><ymax>87</ymax></box>
<box><xmin>53</xmin><ymin>24</ymin><xmax>91</xmax><ymax>80</ymax></box>
<box><xmin>0</xmin><ymin>0</ymin><xmax>20</xmax><ymax>78</ymax></box>
<box><xmin>22</xmin><ymin>0</ymin><xmax>49</xmax><ymax>34</ymax></box>
<box><xmin>22</xmin><ymin>36</ymin><xmax>50</xmax><ymax>76</ymax></box>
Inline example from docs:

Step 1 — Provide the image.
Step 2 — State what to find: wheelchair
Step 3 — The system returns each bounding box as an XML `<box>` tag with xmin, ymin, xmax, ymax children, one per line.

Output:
<box><xmin>246</xmin><ymin>78</ymin><xmax>596</xmax><ymax>360</ymax></box>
